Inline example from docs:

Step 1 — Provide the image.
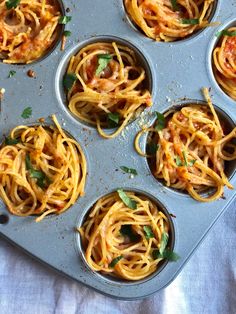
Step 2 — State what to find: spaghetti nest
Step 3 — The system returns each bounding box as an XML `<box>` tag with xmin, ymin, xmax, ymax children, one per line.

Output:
<box><xmin>135</xmin><ymin>88</ymin><xmax>236</xmax><ymax>202</ymax></box>
<box><xmin>0</xmin><ymin>0</ymin><xmax>61</xmax><ymax>63</ymax></box>
<box><xmin>124</xmin><ymin>0</ymin><xmax>215</xmax><ymax>42</ymax></box>
<box><xmin>0</xmin><ymin>115</ymin><xmax>87</xmax><ymax>222</ymax></box>
<box><xmin>213</xmin><ymin>27</ymin><xmax>236</xmax><ymax>100</ymax></box>
<box><xmin>65</xmin><ymin>41</ymin><xmax>152</xmax><ymax>139</ymax></box>
<box><xmin>79</xmin><ymin>191</ymin><xmax>172</xmax><ymax>281</ymax></box>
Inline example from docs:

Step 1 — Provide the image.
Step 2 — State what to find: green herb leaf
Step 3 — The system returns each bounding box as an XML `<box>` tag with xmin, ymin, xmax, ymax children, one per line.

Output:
<box><xmin>21</xmin><ymin>107</ymin><xmax>32</xmax><ymax>119</ymax></box>
<box><xmin>107</xmin><ymin>112</ymin><xmax>120</xmax><ymax>128</ymax></box>
<box><xmin>25</xmin><ymin>153</ymin><xmax>50</xmax><ymax>189</ymax></box>
<box><xmin>175</xmin><ymin>155</ymin><xmax>183</xmax><ymax>167</ymax></box>
<box><xmin>63</xmin><ymin>73</ymin><xmax>77</xmax><ymax>91</ymax></box>
<box><xmin>109</xmin><ymin>255</ymin><xmax>123</xmax><ymax>268</ymax></box>
<box><xmin>117</xmin><ymin>189</ymin><xmax>137</xmax><ymax>210</ymax></box>
<box><xmin>143</xmin><ymin>226</ymin><xmax>154</xmax><ymax>239</ymax></box>
<box><xmin>216</xmin><ymin>30</ymin><xmax>236</xmax><ymax>38</ymax></box>
<box><xmin>8</xmin><ymin>70</ymin><xmax>16</xmax><ymax>78</ymax></box>
<box><xmin>63</xmin><ymin>30</ymin><xmax>71</xmax><ymax>37</ymax></box>
<box><xmin>58</xmin><ymin>16</ymin><xmax>72</xmax><ymax>24</ymax></box>
<box><xmin>25</xmin><ymin>153</ymin><xmax>32</xmax><ymax>171</ymax></box>
<box><xmin>171</xmin><ymin>0</ymin><xmax>179</xmax><ymax>11</ymax></box>
<box><xmin>5</xmin><ymin>137</ymin><xmax>19</xmax><ymax>145</ymax></box>
<box><xmin>159</xmin><ymin>232</ymin><xmax>169</xmax><ymax>255</ymax></box>
<box><xmin>6</xmin><ymin>0</ymin><xmax>20</xmax><ymax>9</ymax></box>
<box><xmin>155</xmin><ymin>112</ymin><xmax>165</xmax><ymax>131</ymax></box>
<box><xmin>120</xmin><ymin>225</ymin><xmax>139</xmax><ymax>242</ymax></box>
<box><xmin>161</xmin><ymin>248</ymin><xmax>180</xmax><ymax>261</ymax></box>
<box><xmin>120</xmin><ymin>166</ymin><xmax>138</xmax><ymax>176</ymax></box>
<box><xmin>188</xmin><ymin>159</ymin><xmax>196</xmax><ymax>166</ymax></box>
<box><xmin>182</xmin><ymin>151</ymin><xmax>188</xmax><ymax>166</ymax></box>
<box><xmin>153</xmin><ymin>248</ymin><xmax>180</xmax><ymax>261</ymax></box>
<box><xmin>146</xmin><ymin>142</ymin><xmax>159</xmax><ymax>155</ymax></box>
<box><xmin>182</xmin><ymin>18</ymin><xmax>199</xmax><ymax>25</ymax></box>
<box><xmin>96</xmin><ymin>54</ymin><xmax>112</xmax><ymax>76</ymax></box>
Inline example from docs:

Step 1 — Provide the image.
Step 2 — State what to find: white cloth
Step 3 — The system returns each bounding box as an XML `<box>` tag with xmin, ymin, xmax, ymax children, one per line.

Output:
<box><xmin>0</xmin><ymin>200</ymin><xmax>236</xmax><ymax>314</ymax></box>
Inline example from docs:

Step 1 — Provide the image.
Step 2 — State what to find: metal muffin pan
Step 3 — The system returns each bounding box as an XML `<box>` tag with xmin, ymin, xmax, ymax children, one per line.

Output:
<box><xmin>0</xmin><ymin>0</ymin><xmax>236</xmax><ymax>300</ymax></box>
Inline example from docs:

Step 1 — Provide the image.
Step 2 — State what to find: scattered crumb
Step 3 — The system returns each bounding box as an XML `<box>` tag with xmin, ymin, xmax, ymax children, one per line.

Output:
<box><xmin>27</xmin><ymin>69</ymin><xmax>36</xmax><ymax>78</ymax></box>
<box><xmin>38</xmin><ymin>117</ymin><xmax>45</xmax><ymax>123</ymax></box>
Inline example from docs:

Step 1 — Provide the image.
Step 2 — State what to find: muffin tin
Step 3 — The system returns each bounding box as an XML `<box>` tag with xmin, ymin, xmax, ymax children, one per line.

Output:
<box><xmin>0</xmin><ymin>0</ymin><xmax>236</xmax><ymax>300</ymax></box>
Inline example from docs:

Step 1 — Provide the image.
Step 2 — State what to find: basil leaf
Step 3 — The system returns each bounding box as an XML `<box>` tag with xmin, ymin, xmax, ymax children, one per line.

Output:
<box><xmin>143</xmin><ymin>226</ymin><xmax>154</xmax><ymax>239</ymax></box>
<box><xmin>152</xmin><ymin>248</ymin><xmax>180</xmax><ymax>261</ymax></box>
<box><xmin>216</xmin><ymin>30</ymin><xmax>236</xmax><ymax>38</ymax></box>
<box><xmin>120</xmin><ymin>166</ymin><xmax>138</xmax><ymax>176</ymax></box>
<box><xmin>159</xmin><ymin>232</ymin><xmax>169</xmax><ymax>255</ymax></box>
<box><xmin>155</xmin><ymin>112</ymin><xmax>165</xmax><ymax>131</ymax></box>
<box><xmin>6</xmin><ymin>0</ymin><xmax>20</xmax><ymax>9</ymax></box>
<box><xmin>107</xmin><ymin>112</ymin><xmax>120</xmax><ymax>128</ymax></box>
<box><xmin>182</xmin><ymin>18</ymin><xmax>199</xmax><ymax>25</ymax></box>
<box><xmin>175</xmin><ymin>155</ymin><xmax>183</xmax><ymax>167</ymax></box>
<box><xmin>59</xmin><ymin>16</ymin><xmax>72</xmax><ymax>24</ymax></box>
<box><xmin>117</xmin><ymin>189</ymin><xmax>137</xmax><ymax>210</ymax></box>
<box><xmin>120</xmin><ymin>225</ymin><xmax>139</xmax><ymax>242</ymax></box>
<box><xmin>171</xmin><ymin>0</ymin><xmax>179</xmax><ymax>11</ymax></box>
<box><xmin>63</xmin><ymin>30</ymin><xmax>71</xmax><ymax>37</ymax></box>
<box><xmin>5</xmin><ymin>137</ymin><xmax>19</xmax><ymax>145</ymax></box>
<box><xmin>188</xmin><ymin>159</ymin><xmax>196</xmax><ymax>166</ymax></box>
<box><xmin>21</xmin><ymin>107</ymin><xmax>32</xmax><ymax>119</ymax></box>
<box><xmin>63</xmin><ymin>73</ymin><xmax>77</xmax><ymax>91</ymax></box>
<box><xmin>147</xmin><ymin>142</ymin><xmax>159</xmax><ymax>155</ymax></box>
<box><xmin>8</xmin><ymin>70</ymin><xmax>16</xmax><ymax>78</ymax></box>
<box><xmin>109</xmin><ymin>255</ymin><xmax>123</xmax><ymax>268</ymax></box>
<box><xmin>96</xmin><ymin>54</ymin><xmax>112</xmax><ymax>76</ymax></box>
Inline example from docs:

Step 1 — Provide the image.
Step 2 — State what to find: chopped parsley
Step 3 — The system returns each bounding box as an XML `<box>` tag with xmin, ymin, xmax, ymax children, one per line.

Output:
<box><xmin>21</xmin><ymin>107</ymin><xmax>32</xmax><ymax>119</ymax></box>
<box><xmin>175</xmin><ymin>155</ymin><xmax>183</xmax><ymax>167</ymax></box>
<box><xmin>59</xmin><ymin>16</ymin><xmax>72</xmax><ymax>24</ymax></box>
<box><xmin>143</xmin><ymin>226</ymin><xmax>154</xmax><ymax>239</ymax></box>
<box><xmin>171</xmin><ymin>0</ymin><xmax>179</xmax><ymax>11</ymax></box>
<box><xmin>107</xmin><ymin>112</ymin><xmax>120</xmax><ymax>128</ymax></box>
<box><xmin>182</xmin><ymin>18</ymin><xmax>199</xmax><ymax>25</ymax></box>
<box><xmin>6</xmin><ymin>0</ymin><xmax>20</xmax><ymax>9</ymax></box>
<box><xmin>63</xmin><ymin>73</ymin><xmax>77</xmax><ymax>91</ymax></box>
<box><xmin>159</xmin><ymin>232</ymin><xmax>169</xmax><ymax>255</ymax></box>
<box><xmin>5</xmin><ymin>137</ymin><xmax>20</xmax><ymax>145</ymax></box>
<box><xmin>25</xmin><ymin>154</ymin><xmax>50</xmax><ymax>189</ymax></box>
<box><xmin>96</xmin><ymin>54</ymin><xmax>112</xmax><ymax>76</ymax></box>
<box><xmin>216</xmin><ymin>30</ymin><xmax>236</xmax><ymax>38</ymax></box>
<box><xmin>63</xmin><ymin>30</ymin><xmax>71</xmax><ymax>37</ymax></box>
<box><xmin>188</xmin><ymin>159</ymin><xmax>196</xmax><ymax>166</ymax></box>
<box><xmin>109</xmin><ymin>256</ymin><xmax>123</xmax><ymax>268</ymax></box>
<box><xmin>8</xmin><ymin>70</ymin><xmax>16</xmax><ymax>78</ymax></box>
<box><xmin>153</xmin><ymin>248</ymin><xmax>180</xmax><ymax>262</ymax></box>
<box><xmin>155</xmin><ymin>112</ymin><xmax>165</xmax><ymax>131</ymax></box>
<box><xmin>120</xmin><ymin>166</ymin><xmax>138</xmax><ymax>176</ymax></box>
<box><xmin>175</xmin><ymin>151</ymin><xmax>196</xmax><ymax>167</ymax></box>
<box><xmin>117</xmin><ymin>189</ymin><xmax>137</xmax><ymax>210</ymax></box>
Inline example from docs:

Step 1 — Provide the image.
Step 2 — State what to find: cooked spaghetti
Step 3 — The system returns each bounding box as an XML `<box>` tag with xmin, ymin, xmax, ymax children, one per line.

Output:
<box><xmin>65</xmin><ymin>41</ymin><xmax>152</xmax><ymax>138</ymax></box>
<box><xmin>135</xmin><ymin>88</ymin><xmax>236</xmax><ymax>202</ymax></box>
<box><xmin>79</xmin><ymin>191</ymin><xmax>173</xmax><ymax>281</ymax></box>
<box><xmin>0</xmin><ymin>115</ymin><xmax>87</xmax><ymax>221</ymax></box>
<box><xmin>124</xmin><ymin>0</ymin><xmax>215</xmax><ymax>42</ymax></box>
<box><xmin>0</xmin><ymin>0</ymin><xmax>62</xmax><ymax>63</ymax></box>
<box><xmin>213</xmin><ymin>27</ymin><xmax>236</xmax><ymax>100</ymax></box>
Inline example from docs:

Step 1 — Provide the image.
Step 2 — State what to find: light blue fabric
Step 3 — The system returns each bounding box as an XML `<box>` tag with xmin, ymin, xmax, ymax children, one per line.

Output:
<box><xmin>0</xmin><ymin>200</ymin><xmax>236</xmax><ymax>314</ymax></box>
